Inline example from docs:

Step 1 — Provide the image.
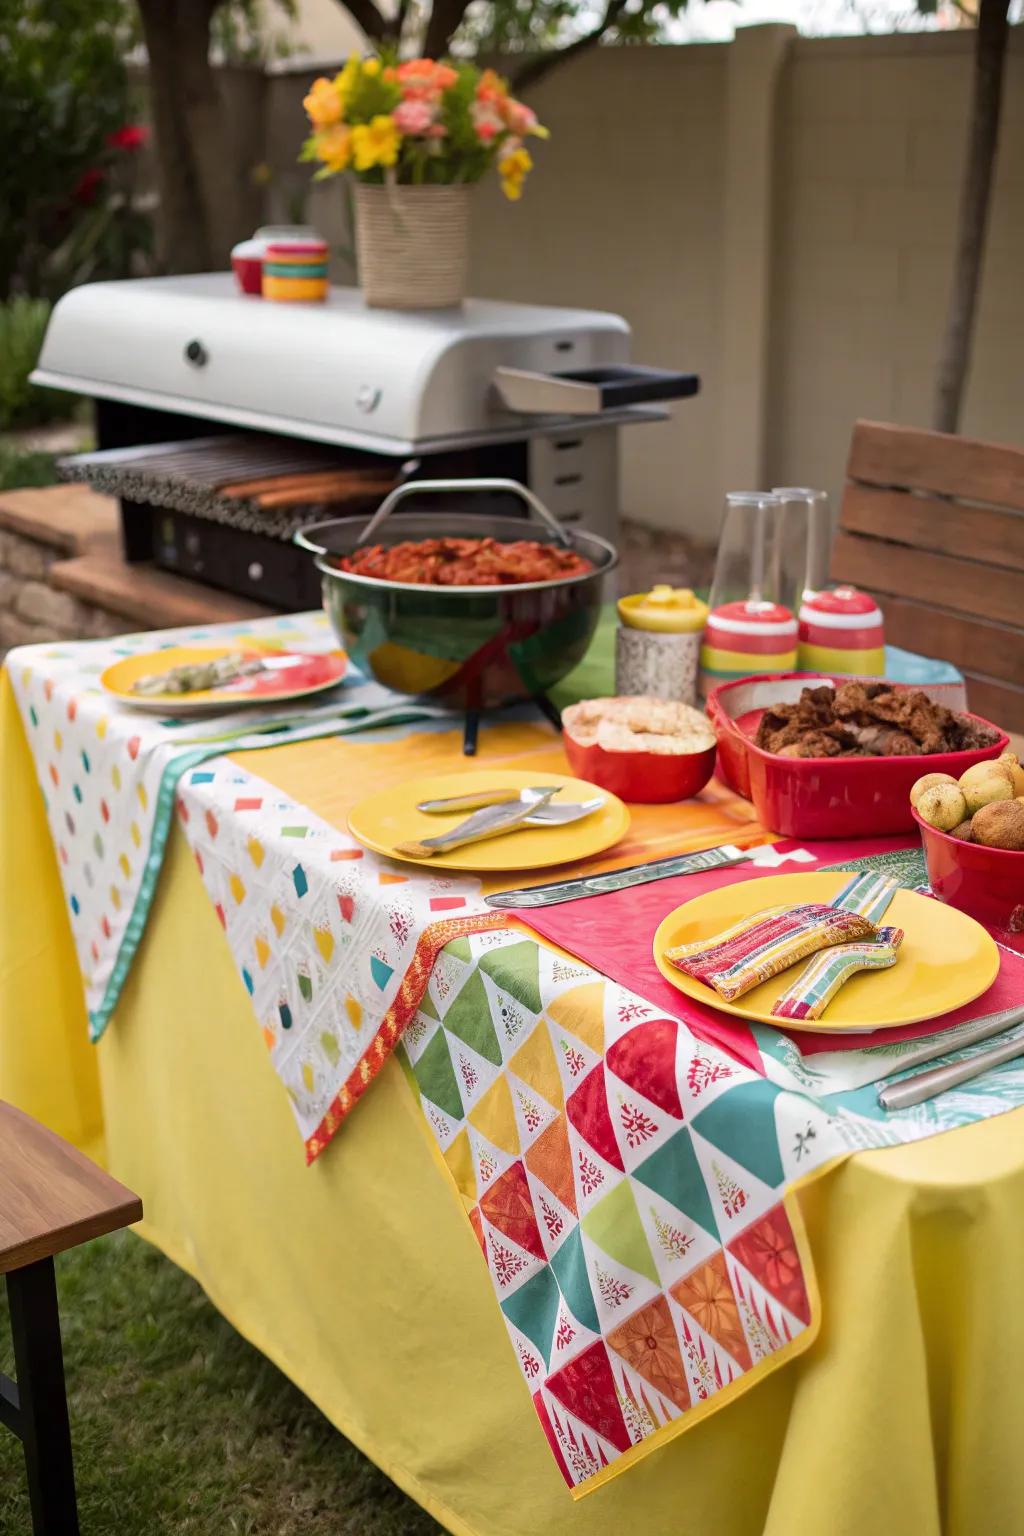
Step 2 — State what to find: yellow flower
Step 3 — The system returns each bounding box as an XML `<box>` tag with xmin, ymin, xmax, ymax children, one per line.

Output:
<box><xmin>314</xmin><ymin>123</ymin><xmax>353</xmax><ymax>173</ymax></box>
<box><xmin>499</xmin><ymin>146</ymin><xmax>532</xmax><ymax>201</ymax></box>
<box><xmin>362</xmin><ymin>57</ymin><xmax>381</xmax><ymax>77</ymax></box>
<box><xmin>334</xmin><ymin>53</ymin><xmax>362</xmax><ymax>106</ymax></box>
<box><xmin>303</xmin><ymin>76</ymin><xmax>342</xmax><ymax>128</ymax></box>
<box><xmin>351</xmin><ymin>114</ymin><xmax>401</xmax><ymax>172</ymax></box>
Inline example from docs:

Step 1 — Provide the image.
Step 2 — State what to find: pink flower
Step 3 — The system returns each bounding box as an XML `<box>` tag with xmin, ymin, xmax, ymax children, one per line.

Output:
<box><xmin>107</xmin><ymin>123</ymin><xmax>149</xmax><ymax>152</ymax></box>
<box><xmin>393</xmin><ymin>98</ymin><xmax>435</xmax><ymax>136</ymax></box>
<box><xmin>471</xmin><ymin>101</ymin><xmax>504</xmax><ymax>143</ymax></box>
<box><xmin>504</xmin><ymin>100</ymin><xmax>537</xmax><ymax>136</ymax></box>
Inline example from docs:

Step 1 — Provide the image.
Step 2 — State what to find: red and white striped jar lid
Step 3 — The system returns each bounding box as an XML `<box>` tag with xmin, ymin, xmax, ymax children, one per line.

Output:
<box><xmin>265</xmin><ymin>240</ymin><xmax>328</xmax><ymax>257</ymax></box>
<box><xmin>706</xmin><ymin>600</ymin><xmax>798</xmax><ymax>656</ymax></box>
<box><xmin>799</xmin><ymin>586</ymin><xmax>883</xmax><ymax>637</ymax></box>
<box><xmin>707</xmin><ymin>600</ymin><xmax>797</xmax><ymax>636</ymax></box>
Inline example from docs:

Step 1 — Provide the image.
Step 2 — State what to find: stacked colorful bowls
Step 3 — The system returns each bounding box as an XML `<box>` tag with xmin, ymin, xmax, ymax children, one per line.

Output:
<box><xmin>262</xmin><ymin>239</ymin><xmax>330</xmax><ymax>303</ymax></box>
<box><xmin>797</xmin><ymin>586</ymin><xmax>885</xmax><ymax>675</ymax></box>
<box><xmin>699</xmin><ymin>599</ymin><xmax>798</xmax><ymax>693</ymax></box>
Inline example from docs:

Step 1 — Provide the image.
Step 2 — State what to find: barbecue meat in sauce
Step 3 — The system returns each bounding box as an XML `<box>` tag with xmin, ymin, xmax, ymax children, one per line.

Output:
<box><xmin>755</xmin><ymin>681</ymin><xmax>999</xmax><ymax>758</ymax></box>
<box><xmin>336</xmin><ymin>537</ymin><xmax>592</xmax><ymax>586</ymax></box>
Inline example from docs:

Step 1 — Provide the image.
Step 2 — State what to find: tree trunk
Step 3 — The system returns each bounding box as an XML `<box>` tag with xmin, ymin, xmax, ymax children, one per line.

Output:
<box><xmin>423</xmin><ymin>0</ymin><xmax>470</xmax><ymax>58</ymax></box>
<box><xmin>931</xmin><ymin>0</ymin><xmax>1010</xmax><ymax>434</ymax></box>
<box><xmin>137</xmin><ymin>0</ymin><xmax>251</xmax><ymax>273</ymax></box>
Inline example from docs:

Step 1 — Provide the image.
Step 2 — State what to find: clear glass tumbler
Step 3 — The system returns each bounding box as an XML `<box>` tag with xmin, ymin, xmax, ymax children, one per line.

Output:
<box><xmin>771</xmin><ymin>486</ymin><xmax>833</xmax><ymax>613</ymax></box>
<box><xmin>706</xmin><ymin>492</ymin><xmax>786</xmax><ymax>614</ymax></box>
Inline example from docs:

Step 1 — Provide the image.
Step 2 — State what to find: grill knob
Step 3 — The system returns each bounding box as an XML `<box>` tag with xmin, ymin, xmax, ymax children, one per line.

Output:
<box><xmin>247</xmin><ymin>561</ymin><xmax>264</xmax><ymax>583</ymax></box>
<box><xmin>184</xmin><ymin>338</ymin><xmax>208</xmax><ymax>368</ymax></box>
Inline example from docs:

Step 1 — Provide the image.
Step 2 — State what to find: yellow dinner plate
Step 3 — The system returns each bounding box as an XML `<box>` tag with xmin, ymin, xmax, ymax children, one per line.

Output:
<box><xmin>652</xmin><ymin>871</ymin><xmax>1000</xmax><ymax>1032</ymax></box>
<box><xmin>349</xmin><ymin>770</ymin><xmax>630</xmax><ymax>872</ymax></box>
<box><xmin>101</xmin><ymin>644</ymin><xmax>347</xmax><ymax>717</ymax></box>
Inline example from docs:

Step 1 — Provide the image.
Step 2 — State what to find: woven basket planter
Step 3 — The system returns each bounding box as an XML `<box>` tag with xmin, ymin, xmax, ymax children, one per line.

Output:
<box><xmin>354</xmin><ymin>183</ymin><xmax>471</xmax><ymax>309</ymax></box>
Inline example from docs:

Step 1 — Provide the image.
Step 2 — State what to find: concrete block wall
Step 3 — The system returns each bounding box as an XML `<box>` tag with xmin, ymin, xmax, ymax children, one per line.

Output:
<box><xmin>768</xmin><ymin>31</ymin><xmax>1024</xmax><ymax>514</ymax></box>
<box><xmin>265</xmin><ymin>29</ymin><xmax>1024</xmax><ymax>544</ymax></box>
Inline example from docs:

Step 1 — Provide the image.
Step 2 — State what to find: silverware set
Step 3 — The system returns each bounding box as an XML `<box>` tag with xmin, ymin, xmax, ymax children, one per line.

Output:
<box><xmin>877</xmin><ymin>1005</ymin><xmax>1024</xmax><ymax>1109</ymax></box>
<box><xmin>395</xmin><ymin>786</ymin><xmax>606</xmax><ymax>859</ymax></box>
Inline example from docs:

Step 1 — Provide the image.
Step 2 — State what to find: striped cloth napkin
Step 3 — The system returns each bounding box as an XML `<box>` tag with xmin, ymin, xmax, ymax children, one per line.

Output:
<box><xmin>667</xmin><ymin>872</ymin><xmax>900</xmax><ymax>1006</ymax></box>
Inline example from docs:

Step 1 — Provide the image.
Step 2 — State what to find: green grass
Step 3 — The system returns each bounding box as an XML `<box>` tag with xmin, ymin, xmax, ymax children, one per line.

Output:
<box><xmin>0</xmin><ymin>442</ymin><xmax>59</xmax><ymax>491</ymax></box>
<box><xmin>0</xmin><ymin>1233</ymin><xmax>443</xmax><ymax>1535</ymax></box>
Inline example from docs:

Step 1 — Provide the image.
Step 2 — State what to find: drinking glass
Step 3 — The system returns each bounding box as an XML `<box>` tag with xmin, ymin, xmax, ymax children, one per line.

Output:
<box><xmin>771</xmin><ymin>486</ymin><xmax>833</xmax><ymax>612</ymax></box>
<box><xmin>706</xmin><ymin>492</ymin><xmax>786</xmax><ymax>614</ymax></box>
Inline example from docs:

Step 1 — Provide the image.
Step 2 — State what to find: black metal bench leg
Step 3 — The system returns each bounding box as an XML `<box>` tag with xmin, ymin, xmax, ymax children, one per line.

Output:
<box><xmin>6</xmin><ymin>1259</ymin><xmax>80</xmax><ymax>1535</ymax></box>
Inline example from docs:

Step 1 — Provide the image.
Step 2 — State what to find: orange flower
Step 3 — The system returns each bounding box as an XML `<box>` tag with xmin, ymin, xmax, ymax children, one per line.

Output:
<box><xmin>303</xmin><ymin>76</ymin><xmax>342</xmax><ymax>128</ymax></box>
<box><xmin>476</xmin><ymin>68</ymin><xmax>508</xmax><ymax>104</ymax></box>
<box><xmin>397</xmin><ymin>58</ymin><xmax>457</xmax><ymax>101</ymax></box>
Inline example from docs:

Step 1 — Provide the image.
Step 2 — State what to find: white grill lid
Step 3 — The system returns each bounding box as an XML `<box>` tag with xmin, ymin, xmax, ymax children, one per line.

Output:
<box><xmin>33</xmin><ymin>273</ymin><xmax>633</xmax><ymax>453</ymax></box>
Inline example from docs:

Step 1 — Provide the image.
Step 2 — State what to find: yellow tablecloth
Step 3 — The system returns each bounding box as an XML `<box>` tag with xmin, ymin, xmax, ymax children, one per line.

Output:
<box><xmin>2</xmin><ymin>672</ymin><xmax>1023</xmax><ymax>1536</ymax></box>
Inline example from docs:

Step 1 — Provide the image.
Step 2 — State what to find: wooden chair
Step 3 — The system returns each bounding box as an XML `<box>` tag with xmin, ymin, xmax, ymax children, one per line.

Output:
<box><xmin>831</xmin><ymin>420</ymin><xmax>1024</xmax><ymax>733</ymax></box>
<box><xmin>0</xmin><ymin>1102</ymin><xmax>141</xmax><ymax>1534</ymax></box>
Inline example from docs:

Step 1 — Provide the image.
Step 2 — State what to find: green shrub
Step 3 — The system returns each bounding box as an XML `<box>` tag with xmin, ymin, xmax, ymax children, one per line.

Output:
<box><xmin>0</xmin><ymin>443</ymin><xmax>60</xmax><ymax>491</ymax></box>
<box><xmin>0</xmin><ymin>296</ymin><xmax>76</xmax><ymax>431</ymax></box>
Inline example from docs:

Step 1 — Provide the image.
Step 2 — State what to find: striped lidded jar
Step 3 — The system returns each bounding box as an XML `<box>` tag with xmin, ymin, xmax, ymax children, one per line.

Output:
<box><xmin>797</xmin><ymin>586</ymin><xmax>885</xmax><ymax>675</ymax></box>
<box><xmin>262</xmin><ymin>239</ymin><xmax>329</xmax><ymax>303</ymax></box>
<box><xmin>699</xmin><ymin>600</ymin><xmax>798</xmax><ymax>693</ymax></box>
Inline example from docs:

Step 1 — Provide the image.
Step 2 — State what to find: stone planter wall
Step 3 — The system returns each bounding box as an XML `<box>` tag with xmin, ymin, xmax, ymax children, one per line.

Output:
<box><xmin>0</xmin><ymin>526</ymin><xmax>125</xmax><ymax>655</ymax></box>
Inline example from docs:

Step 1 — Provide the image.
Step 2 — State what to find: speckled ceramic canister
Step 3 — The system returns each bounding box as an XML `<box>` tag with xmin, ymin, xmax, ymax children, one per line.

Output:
<box><xmin>615</xmin><ymin>586</ymin><xmax>709</xmax><ymax>704</ymax></box>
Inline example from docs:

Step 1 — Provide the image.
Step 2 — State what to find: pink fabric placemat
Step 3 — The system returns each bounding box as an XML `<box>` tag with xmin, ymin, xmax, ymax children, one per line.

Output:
<box><xmin>512</xmin><ymin>835</ymin><xmax>1024</xmax><ymax>1071</ymax></box>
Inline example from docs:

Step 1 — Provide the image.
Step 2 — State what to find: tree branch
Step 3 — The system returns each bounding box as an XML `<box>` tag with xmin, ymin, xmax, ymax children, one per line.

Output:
<box><xmin>423</xmin><ymin>0</ymin><xmax>469</xmax><ymax>58</ymax></box>
<box><xmin>332</xmin><ymin>0</ymin><xmax>389</xmax><ymax>44</ymax></box>
<box><xmin>511</xmin><ymin>0</ymin><xmax>630</xmax><ymax>92</ymax></box>
<box><xmin>391</xmin><ymin>0</ymin><xmax>414</xmax><ymax>43</ymax></box>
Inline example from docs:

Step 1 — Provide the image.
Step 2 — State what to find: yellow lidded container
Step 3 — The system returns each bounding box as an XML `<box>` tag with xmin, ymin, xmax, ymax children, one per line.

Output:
<box><xmin>617</xmin><ymin>585</ymin><xmax>709</xmax><ymax>633</ymax></box>
<box><xmin>615</xmin><ymin>586</ymin><xmax>709</xmax><ymax>703</ymax></box>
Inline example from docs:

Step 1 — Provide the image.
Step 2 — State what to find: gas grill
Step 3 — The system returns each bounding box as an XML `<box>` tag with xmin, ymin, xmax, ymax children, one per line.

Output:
<box><xmin>34</xmin><ymin>273</ymin><xmax>699</xmax><ymax>610</ymax></box>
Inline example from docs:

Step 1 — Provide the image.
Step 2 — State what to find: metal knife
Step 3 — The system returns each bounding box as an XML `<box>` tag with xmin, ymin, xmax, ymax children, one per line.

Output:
<box><xmin>417</xmin><ymin>786</ymin><xmax>562</xmax><ymax>814</ymax></box>
<box><xmin>878</xmin><ymin>1005</ymin><xmax>1024</xmax><ymax>1110</ymax></box>
<box><xmin>394</xmin><ymin>788</ymin><xmax>558</xmax><ymax>859</ymax></box>
<box><xmin>485</xmin><ymin>842</ymin><xmax>757</xmax><ymax>908</ymax></box>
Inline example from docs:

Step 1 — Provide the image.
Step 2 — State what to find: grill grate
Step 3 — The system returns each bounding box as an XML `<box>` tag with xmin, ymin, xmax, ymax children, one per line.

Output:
<box><xmin>59</xmin><ymin>434</ymin><xmax>396</xmax><ymax>540</ymax></box>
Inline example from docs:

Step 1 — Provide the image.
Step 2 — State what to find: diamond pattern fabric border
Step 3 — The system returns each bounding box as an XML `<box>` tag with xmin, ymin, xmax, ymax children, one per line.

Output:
<box><xmin>398</xmin><ymin>926</ymin><xmax>1024</xmax><ymax>1495</ymax></box>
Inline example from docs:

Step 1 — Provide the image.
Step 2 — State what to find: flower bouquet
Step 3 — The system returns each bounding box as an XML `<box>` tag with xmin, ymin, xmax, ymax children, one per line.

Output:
<box><xmin>301</xmin><ymin>56</ymin><xmax>548</xmax><ymax>308</ymax></box>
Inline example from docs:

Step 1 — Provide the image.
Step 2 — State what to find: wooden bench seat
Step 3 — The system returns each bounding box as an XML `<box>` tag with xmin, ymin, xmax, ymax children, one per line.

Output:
<box><xmin>0</xmin><ymin>1102</ymin><xmax>141</xmax><ymax>1533</ymax></box>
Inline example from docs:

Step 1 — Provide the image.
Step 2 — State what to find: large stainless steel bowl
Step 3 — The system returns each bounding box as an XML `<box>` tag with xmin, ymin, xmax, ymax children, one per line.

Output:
<box><xmin>296</xmin><ymin>478</ymin><xmax>616</xmax><ymax>710</ymax></box>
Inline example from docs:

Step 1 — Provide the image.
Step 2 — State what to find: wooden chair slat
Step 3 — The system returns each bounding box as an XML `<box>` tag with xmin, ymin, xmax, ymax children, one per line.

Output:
<box><xmin>841</xmin><ymin>484</ymin><xmax>1024</xmax><ymax>573</ymax></box>
<box><xmin>831</xmin><ymin>530</ymin><xmax>1023</xmax><ymax>629</ymax></box>
<box><xmin>847</xmin><ymin>420</ymin><xmax>1024</xmax><ymax>513</ymax></box>
<box><xmin>958</xmin><ymin>673</ymin><xmax>1024</xmax><ymax>734</ymax></box>
<box><xmin>872</xmin><ymin>596</ymin><xmax>1024</xmax><ymax>687</ymax></box>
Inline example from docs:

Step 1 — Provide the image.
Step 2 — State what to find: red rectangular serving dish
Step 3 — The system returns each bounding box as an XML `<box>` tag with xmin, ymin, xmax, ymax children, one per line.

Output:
<box><xmin>706</xmin><ymin>672</ymin><xmax>1009</xmax><ymax>839</ymax></box>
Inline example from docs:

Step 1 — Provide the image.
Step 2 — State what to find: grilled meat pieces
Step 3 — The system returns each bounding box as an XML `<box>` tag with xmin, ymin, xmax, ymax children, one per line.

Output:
<box><xmin>755</xmin><ymin>681</ymin><xmax>998</xmax><ymax>759</ymax></box>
